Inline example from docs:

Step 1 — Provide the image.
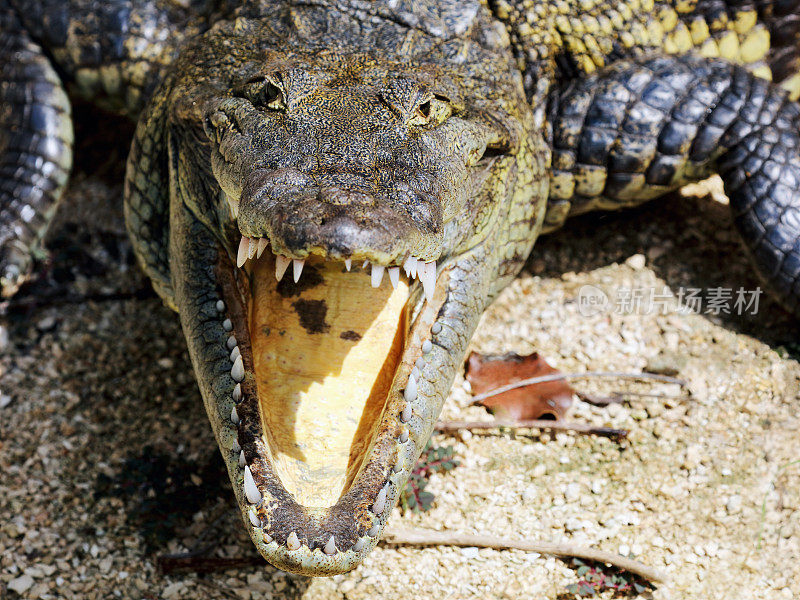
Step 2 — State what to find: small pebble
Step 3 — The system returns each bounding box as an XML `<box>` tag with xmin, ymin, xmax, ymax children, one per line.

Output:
<box><xmin>564</xmin><ymin>482</ymin><xmax>581</xmax><ymax>503</ymax></box>
<box><xmin>8</xmin><ymin>575</ymin><xmax>34</xmax><ymax>594</ymax></box>
<box><xmin>625</xmin><ymin>253</ymin><xmax>646</xmax><ymax>270</ymax></box>
<box><xmin>521</xmin><ymin>485</ymin><xmax>537</xmax><ymax>503</ymax></box>
<box><xmin>36</xmin><ymin>315</ymin><xmax>56</xmax><ymax>331</ymax></box>
<box><xmin>726</xmin><ymin>495</ymin><xmax>743</xmax><ymax>514</ymax></box>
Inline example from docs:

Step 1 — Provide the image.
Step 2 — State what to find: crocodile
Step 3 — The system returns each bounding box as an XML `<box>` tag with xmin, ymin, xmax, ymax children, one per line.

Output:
<box><xmin>2</xmin><ymin>0</ymin><xmax>800</xmax><ymax>576</ymax></box>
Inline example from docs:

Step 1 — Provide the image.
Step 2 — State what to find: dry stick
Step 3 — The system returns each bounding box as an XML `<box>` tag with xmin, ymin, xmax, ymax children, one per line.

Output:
<box><xmin>157</xmin><ymin>555</ymin><xmax>265</xmax><ymax>576</ymax></box>
<box><xmin>608</xmin><ymin>390</ymin><xmax>686</xmax><ymax>400</ymax></box>
<box><xmin>579</xmin><ymin>389</ymin><xmax>686</xmax><ymax>406</ymax></box>
<box><xmin>435</xmin><ymin>419</ymin><xmax>627</xmax><ymax>439</ymax></box>
<box><xmin>382</xmin><ymin>529</ymin><xmax>666</xmax><ymax>583</ymax></box>
<box><xmin>470</xmin><ymin>371</ymin><xmax>688</xmax><ymax>405</ymax></box>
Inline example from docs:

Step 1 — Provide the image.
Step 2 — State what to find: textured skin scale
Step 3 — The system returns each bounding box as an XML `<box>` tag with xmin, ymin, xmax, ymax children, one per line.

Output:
<box><xmin>2</xmin><ymin>0</ymin><xmax>800</xmax><ymax>575</ymax></box>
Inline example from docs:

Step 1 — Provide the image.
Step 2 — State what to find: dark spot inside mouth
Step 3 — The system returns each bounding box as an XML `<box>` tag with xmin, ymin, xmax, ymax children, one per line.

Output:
<box><xmin>292</xmin><ymin>299</ymin><xmax>330</xmax><ymax>334</ymax></box>
<box><xmin>339</xmin><ymin>330</ymin><xmax>362</xmax><ymax>341</ymax></box>
<box><xmin>276</xmin><ymin>266</ymin><xmax>324</xmax><ymax>297</ymax></box>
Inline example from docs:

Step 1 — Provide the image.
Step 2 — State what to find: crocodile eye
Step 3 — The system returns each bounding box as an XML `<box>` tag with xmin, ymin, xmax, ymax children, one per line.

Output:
<box><xmin>259</xmin><ymin>82</ymin><xmax>285</xmax><ymax>110</ymax></box>
<box><xmin>409</xmin><ymin>95</ymin><xmax>451</xmax><ymax>127</ymax></box>
<box><xmin>238</xmin><ymin>77</ymin><xmax>286</xmax><ymax>111</ymax></box>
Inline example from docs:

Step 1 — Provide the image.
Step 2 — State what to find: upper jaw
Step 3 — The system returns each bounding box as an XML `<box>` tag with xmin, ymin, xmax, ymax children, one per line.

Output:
<box><xmin>234</xmin><ymin>168</ymin><xmax>444</xmax><ymax>265</ymax></box>
<box><xmin>215</xmin><ymin>162</ymin><xmax>449</xmax><ymax>268</ymax></box>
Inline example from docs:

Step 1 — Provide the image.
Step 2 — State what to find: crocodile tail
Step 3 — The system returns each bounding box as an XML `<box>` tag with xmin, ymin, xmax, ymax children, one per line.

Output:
<box><xmin>714</xmin><ymin>59</ymin><xmax>800</xmax><ymax>316</ymax></box>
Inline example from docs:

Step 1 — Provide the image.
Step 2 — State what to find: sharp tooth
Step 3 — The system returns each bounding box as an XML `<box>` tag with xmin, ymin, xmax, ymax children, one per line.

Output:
<box><xmin>256</xmin><ymin>238</ymin><xmax>269</xmax><ymax>258</ymax></box>
<box><xmin>247</xmin><ymin>237</ymin><xmax>258</xmax><ymax>259</ymax></box>
<box><xmin>275</xmin><ymin>255</ymin><xmax>291</xmax><ymax>281</ymax></box>
<box><xmin>237</xmin><ymin>237</ymin><xmax>250</xmax><ymax>268</ymax></box>
<box><xmin>243</xmin><ymin>465</ymin><xmax>262</xmax><ymax>504</ymax></box>
<box><xmin>232</xmin><ymin>383</ymin><xmax>242</xmax><ymax>402</ymax></box>
<box><xmin>238</xmin><ymin>450</ymin><xmax>246</xmax><ymax>468</ymax></box>
<box><xmin>368</xmin><ymin>523</ymin><xmax>380</xmax><ymax>537</ymax></box>
<box><xmin>362</xmin><ymin>260</ymin><xmax>369</xmax><ymax>269</ymax></box>
<box><xmin>287</xmin><ymin>531</ymin><xmax>301</xmax><ymax>551</ymax></box>
<box><xmin>401</xmin><ymin>403</ymin><xmax>412</xmax><ymax>423</ymax></box>
<box><xmin>388</xmin><ymin>267</ymin><xmax>400</xmax><ymax>289</ymax></box>
<box><xmin>323</xmin><ymin>535</ymin><xmax>337</xmax><ymax>555</ymax></box>
<box><xmin>404</xmin><ymin>375</ymin><xmax>417</xmax><ymax>402</ymax></box>
<box><xmin>230</xmin><ymin>346</ymin><xmax>241</xmax><ymax>362</ymax></box>
<box><xmin>248</xmin><ymin>507</ymin><xmax>261</xmax><ymax>528</ymax></box>
<box><xmin>372</xmin><ymin>484</ymin><xmax>388</xmax><ymax>514</ymax></box>
<box><xmin>344</xmin><ymin>259</ymin><xmax>352</xmax><ymax>271</ymax></box>
<box><xmin>293</xmin><ymin>259</ymin><xmax>305</xmax><ymax>282</ymax></box>
<box><xmin>232</xmin><ymin>438</ymin><xmax>241</xmax><ymax>453</ymax></box>
<box><xmin>226</xmin><ymin>335</ymin><xmax>237</xmax><ymax>350</ymax></box>
<box><xmin>231</xmin><ymin>355</ymin><xmax>244</xmax><ymax>382</ymax></box>
<box><xmin>353</xmin><ymin>538</ymin><xmax>365</xmax><ymax>551</ymax></box>
<box><xmin>403</xmin><ymin>256</ymin><xmax>417</xmax><ymax>278</ymax></box>
<box><xmin>419</xmin><ymin>261</ymin><xmax>436</xmax><ymax>303</ymax></box>
<box><xmin>231</xmin><ymin>405</ymin><xmax>239</xmax><ymax>425</ymax></box>
<box><xmin>371</xmin><ymin>264</ymin><xmax>384</xmax><ymax>287</ymax></box>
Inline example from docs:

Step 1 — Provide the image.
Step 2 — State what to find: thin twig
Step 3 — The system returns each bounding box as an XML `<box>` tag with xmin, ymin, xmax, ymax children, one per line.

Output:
<box><xmin>157</xmin><ymin>555</ymin><xmax>265</xmax><ymax>575</ymax></box>
<box><xmin>470</xmin><ymin>371</ymin><xmax>687</xmax><ymax>404</ymax></box>
<box><xmin>435</xmin><ymin>419</ymin><xmax>627</xmax><ymax>440</ymax></box>
<box><xmin>607</xmin><ymin>390</ymin><xmax>687</xmax><ymax>401</ymax></box>
<box><xmin>382</xmin><ymin>528</ymin><xmax>666</xmax><ymax>583</ymax></box>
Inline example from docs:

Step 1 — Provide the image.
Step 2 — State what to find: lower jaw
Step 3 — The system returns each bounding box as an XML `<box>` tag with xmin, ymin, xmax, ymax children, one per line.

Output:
<box><xmin>169</xmin><ymin>206</ymin><xmax>482</xmax><ymax>575</ymax></box>
<box><xmin>219</xmin><ymin>254</ymin><xmax>448</xmax><ymax>574</ymax></box>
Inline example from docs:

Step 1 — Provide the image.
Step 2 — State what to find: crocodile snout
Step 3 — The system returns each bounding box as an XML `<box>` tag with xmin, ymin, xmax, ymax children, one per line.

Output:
<box><xmin>235</xmin><ymin>168</ymin><xmax>443</xmax><ymax>264</ymax></box>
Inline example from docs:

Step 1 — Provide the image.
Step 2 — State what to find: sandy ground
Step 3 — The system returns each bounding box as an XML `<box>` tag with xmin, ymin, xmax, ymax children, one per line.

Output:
<box><xmin>1</xmin><ymin>115</ymin><xmax>798</xmax><ymax>600</ymax></box>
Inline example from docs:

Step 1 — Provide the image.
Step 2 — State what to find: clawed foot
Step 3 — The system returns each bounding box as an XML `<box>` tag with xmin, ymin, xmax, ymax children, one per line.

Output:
<box><xmin>0</xmin><ymin>241</ymin><xmax>35</xmax><ymax>299</ymax></box>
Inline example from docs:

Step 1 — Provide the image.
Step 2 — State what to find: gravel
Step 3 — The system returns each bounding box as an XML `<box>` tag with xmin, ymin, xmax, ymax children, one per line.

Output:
<box><xmin>1</xmin><ymin>141</ymin><xmax>798</xmax><ymax>600</ymax></box>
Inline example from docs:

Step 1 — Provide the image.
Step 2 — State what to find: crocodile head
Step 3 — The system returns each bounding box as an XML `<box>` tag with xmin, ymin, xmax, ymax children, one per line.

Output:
<box><xmin>126</xmin><ymin>12</ymin><xmax>546</xmax><ymax>576</ymax></box>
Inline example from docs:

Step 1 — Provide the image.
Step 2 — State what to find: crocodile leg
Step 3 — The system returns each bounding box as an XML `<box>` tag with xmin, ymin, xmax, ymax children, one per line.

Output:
<box><xmin>0</xmin><ymin>2</ymin><xmax>72</xmax><ymax>297</ymax></box>
<box><xmin>547</xmin><ymin>53</ymin><xmax>800</xmax><ymax>315</ymax></box>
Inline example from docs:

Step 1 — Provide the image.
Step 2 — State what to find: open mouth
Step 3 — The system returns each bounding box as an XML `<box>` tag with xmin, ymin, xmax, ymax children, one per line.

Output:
<box><xmin>210</xmin><ymin>233</ymin><xmax>447</xmax><ymax>574</ymax></box>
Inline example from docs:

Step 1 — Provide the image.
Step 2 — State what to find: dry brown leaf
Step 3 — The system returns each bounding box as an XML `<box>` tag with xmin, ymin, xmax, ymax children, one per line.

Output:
<box><xmin>465</xmin><ymin>352</ymin><xmax>574</xmax><ymax>421</ymax></box>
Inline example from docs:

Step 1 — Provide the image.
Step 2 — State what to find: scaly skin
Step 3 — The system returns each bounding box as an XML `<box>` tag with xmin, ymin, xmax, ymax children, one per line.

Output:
<box><xmin>2</xmin><ymin>0</ymin><xmax>800</xmax><ymax>576</ymax></box>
